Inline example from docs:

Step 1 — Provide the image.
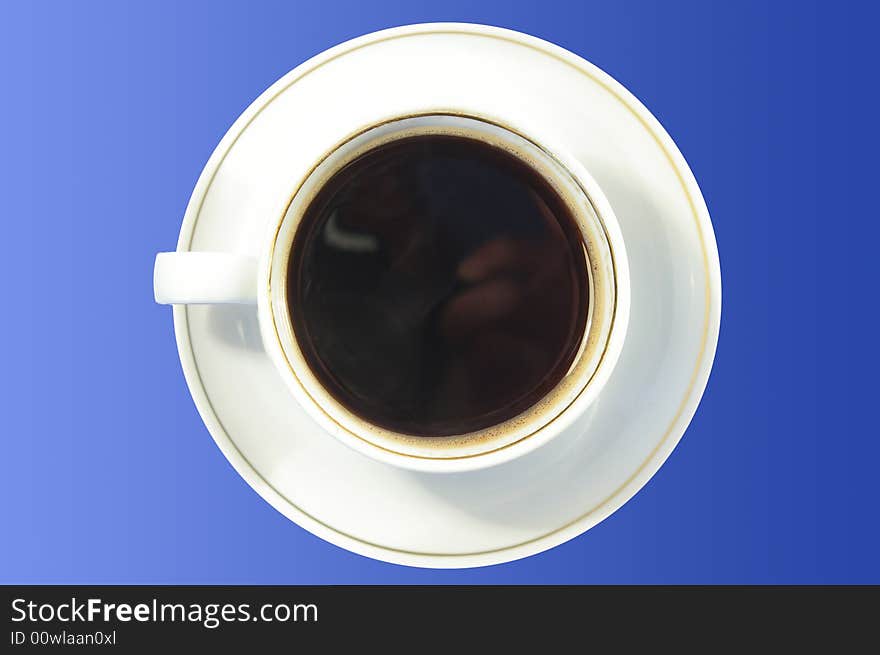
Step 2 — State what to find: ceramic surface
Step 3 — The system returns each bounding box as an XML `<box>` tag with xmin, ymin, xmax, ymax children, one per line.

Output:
<box><xmin>156</xmin><ymin>110</ymin><xmax>630</xmax><ymax>472</ymax></box>
<box><xmin>157</xmin><ymin>23</ymin><xmax>720</xmax><ymax>568</ymax></box>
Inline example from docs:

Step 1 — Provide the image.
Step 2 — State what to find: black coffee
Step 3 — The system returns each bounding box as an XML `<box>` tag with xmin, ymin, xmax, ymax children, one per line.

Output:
<box><xmin>287</xmin><ymin>134</ymin><xmax>589</xmax><ymax>437</ymax></box>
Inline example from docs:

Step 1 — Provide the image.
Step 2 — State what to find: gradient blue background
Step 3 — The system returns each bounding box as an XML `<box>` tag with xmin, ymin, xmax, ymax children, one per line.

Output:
<box><xmin>2</xmin><ymin>0</ymin><xmax>877</xmax><ymax>583</ymax></box>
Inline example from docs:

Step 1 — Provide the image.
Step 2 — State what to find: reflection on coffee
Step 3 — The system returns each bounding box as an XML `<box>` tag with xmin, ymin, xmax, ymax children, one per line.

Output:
<box><xmin>287</xmin><ymin>135</ymin><xmax>589</xmax><ymax>437</ymax></box>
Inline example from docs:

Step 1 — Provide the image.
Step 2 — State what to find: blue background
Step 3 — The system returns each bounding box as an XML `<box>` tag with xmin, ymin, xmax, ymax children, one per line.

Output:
<box><xmin>2</xmin><ymin>0</ymin><xmax>877</xmax><ymax>584</ymax></box>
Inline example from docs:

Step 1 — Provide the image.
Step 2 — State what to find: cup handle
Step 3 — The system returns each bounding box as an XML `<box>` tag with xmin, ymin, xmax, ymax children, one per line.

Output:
<box><xmin>153</xmin><ymin>252</ymin><xmax>259</xmax><ymax>305</ymax></box>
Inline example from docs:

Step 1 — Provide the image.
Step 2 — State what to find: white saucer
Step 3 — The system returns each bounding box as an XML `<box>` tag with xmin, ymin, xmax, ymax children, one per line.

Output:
<box><xmin>170</xmin><ymin>24</ymin><xmax>721</xmax><ymax>568</ymax></box>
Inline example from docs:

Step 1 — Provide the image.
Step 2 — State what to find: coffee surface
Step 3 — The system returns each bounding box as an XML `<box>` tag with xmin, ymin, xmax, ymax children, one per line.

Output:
<box><xmin>288</xmin><ymin>135</ymin><xmax>589</xmax><ymax>437</ymax></box>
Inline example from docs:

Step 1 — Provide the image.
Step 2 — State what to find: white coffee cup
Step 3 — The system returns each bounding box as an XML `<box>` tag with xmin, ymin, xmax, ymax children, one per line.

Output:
<box><xmin>155</xmin><ymin>113</ymin><xmax>630</xmax><ymax>473</ymax></box>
